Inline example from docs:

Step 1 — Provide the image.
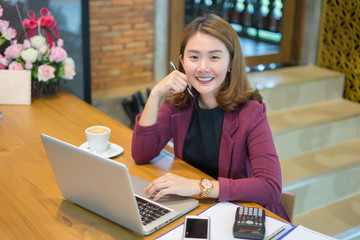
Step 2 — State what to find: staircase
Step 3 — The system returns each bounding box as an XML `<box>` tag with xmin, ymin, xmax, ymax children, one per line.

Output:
<box><xmin>248</xmin><ymin>65</ymin><xmax>360</xmax><ymax>239</ymax></box>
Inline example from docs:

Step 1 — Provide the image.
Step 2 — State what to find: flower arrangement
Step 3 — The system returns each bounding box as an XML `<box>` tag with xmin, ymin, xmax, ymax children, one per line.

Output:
<box><xmin>2</xmin><ymin>34</ymin><xmax>76</xmax><ymax>81</ymax></box>
<box><xmin>0</xmin><ymin>6</ymin><xmax>75</xmax><ymax>97</ymax></box>
<box><xmin>0</xmin><ymin>5</ymin><xmax>17</xmax><ymax>49</ymax></box>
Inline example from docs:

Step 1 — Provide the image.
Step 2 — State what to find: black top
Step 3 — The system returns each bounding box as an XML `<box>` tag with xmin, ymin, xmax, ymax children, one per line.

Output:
<box><xmin>183</xmin><ymin>99</ymin><xmax>224</xmax><ymax>179</ymax></box>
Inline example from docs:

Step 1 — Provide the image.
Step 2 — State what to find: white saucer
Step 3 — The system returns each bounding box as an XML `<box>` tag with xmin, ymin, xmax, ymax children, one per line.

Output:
<box><xmin>79</xmin><ymin>142</ymin><xmax>124</xmax><ymax>158</ymax></box>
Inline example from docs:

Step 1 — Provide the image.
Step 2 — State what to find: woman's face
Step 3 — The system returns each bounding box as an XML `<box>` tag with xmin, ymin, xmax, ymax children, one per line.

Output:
<box><xmin>181</xmin><ymin>32</ymin><xmax>231</xmax><ymax>99</ymax></box>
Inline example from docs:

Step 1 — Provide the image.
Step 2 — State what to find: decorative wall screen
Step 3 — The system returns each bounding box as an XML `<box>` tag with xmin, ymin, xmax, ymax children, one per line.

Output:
<box><xmin>317</xmin><ymin>0</ymin><xmax>360</xmax><ymax>102</ymax></box>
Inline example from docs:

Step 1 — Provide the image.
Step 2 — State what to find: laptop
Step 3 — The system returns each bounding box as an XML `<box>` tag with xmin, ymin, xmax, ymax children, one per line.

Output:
<box><xmin>40</xmin><ymin>134</ymin><xmax>199</xmax><ymax>235</ymax></box>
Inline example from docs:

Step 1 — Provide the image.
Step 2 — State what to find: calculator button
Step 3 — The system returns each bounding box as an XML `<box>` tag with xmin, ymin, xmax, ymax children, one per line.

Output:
<box><xmin>246</xmin><ymin>220</ymin><xmax>254</xmax><ymax>225</ymax></box>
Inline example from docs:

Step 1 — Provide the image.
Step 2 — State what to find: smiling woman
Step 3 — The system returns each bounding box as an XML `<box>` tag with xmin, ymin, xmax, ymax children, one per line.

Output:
<box><xmin>131</xmin><ymin>13</ymin><xmax>291</xmax><ymax>223</ymax></box>
<box><xmin>180</xmin><ymin>32</ymin><xmax>231</xmax><ymax>109</ymax></box>
<box><xmin>167</xmin><ymin>14</ymin><xmax>262</xmax><ymax>112</ymax></box>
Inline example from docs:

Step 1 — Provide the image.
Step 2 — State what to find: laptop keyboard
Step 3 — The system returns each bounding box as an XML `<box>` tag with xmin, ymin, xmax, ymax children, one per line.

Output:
<box><xmin>136</xmin><ymin>196</ymin><xmax>171</xmax><ymax>226</ymax></box>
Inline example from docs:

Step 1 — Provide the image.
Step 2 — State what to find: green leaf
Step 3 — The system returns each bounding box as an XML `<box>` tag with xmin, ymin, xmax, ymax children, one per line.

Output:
<box><xmin>57</xmin><ymin>65</ymin><xmax>64</xmax><ymax>78</ymax></box>
<box><xmin>0</xmin><ymin>38</ymin><xmax>6</xmax><ymax>47</ymax></box>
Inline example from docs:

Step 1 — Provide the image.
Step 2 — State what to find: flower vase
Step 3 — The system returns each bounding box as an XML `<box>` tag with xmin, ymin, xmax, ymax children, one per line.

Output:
<box><xmin>31</xmin><ymin>81</ymin><xmax>60</xmax><ymax>98</ymax></box>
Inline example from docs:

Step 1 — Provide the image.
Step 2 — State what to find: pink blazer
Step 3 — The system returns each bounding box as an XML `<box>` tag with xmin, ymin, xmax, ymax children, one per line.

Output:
<box><xmin>132</xmin><ymin>99</ymin><xmax>290</xmax><ymax>222</ymax></box>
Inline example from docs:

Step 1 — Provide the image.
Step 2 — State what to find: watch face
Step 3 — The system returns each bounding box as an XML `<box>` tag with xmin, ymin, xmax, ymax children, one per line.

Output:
<box><xmin>202</xmin><ymin>179</ymin><xmax>212</xmax><ymax>188</ymax></box>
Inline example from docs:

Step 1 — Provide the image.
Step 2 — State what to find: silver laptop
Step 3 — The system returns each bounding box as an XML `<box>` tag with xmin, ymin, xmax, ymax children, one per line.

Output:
<box><xmin>40</xmin><ymin>134</ymin><xmax>198</xmax><ymax>235</ymax></box>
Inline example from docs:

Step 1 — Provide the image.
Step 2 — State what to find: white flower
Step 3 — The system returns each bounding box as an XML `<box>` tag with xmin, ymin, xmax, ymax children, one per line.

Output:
<box><xmin>30</xmin><ymin>35</ymin><xmax>46</xmax><ymax>49</ymax></box>
<box><xmin>62</xmin><ymin>57</ymin><xmax>76</xmax><ymax>79</ymax></box>
<box><xmin>37</xmin><ymin>44</ymin><xmax>48</xmax><ymax>54</ymax></box>
<box><xmin>63</xmin><ymin>57</ymin><xmax>75</xmax><ymax>68</ymax></box>
<box><xmin>20</xmin><ymin>47</ymin><xmax>38</xmax><ymax>63</ymax></box>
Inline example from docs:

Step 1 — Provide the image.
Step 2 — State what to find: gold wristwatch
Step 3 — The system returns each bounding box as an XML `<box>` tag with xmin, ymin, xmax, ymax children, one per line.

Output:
<box><xmin>200</xmin><ymin>178</ymin><xmax>213</xmax><ymax>198</ymax></box>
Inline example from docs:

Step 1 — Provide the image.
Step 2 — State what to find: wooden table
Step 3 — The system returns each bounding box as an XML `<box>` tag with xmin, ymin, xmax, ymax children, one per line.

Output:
<box><xmin>0</xmin><ymin>91</ymin><xmax>287</xmax><ymax>239</ymax></box>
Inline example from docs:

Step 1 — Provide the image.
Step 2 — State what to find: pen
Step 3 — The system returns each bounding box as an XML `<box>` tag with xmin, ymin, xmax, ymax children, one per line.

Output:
<box><xmin>169</xmin><ymin>61</ymin><xmax>194</xmax><ymax>98</ymax></box>
<box><xmin>264</xmin><ymin>225</ymin><xmax>294</xmax><ymax>240</ymax></box>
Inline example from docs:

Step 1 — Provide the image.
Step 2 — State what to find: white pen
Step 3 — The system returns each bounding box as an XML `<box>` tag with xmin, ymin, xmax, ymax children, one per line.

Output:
<box><xmin>169</xmin><ymin>61</ymin><xmax>194</xmax><ymax>98</ymax></box>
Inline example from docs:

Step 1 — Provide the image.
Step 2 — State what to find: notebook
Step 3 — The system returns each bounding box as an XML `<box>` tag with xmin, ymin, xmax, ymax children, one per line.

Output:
<box><xmin>40</xmin><ymin>134</ymin><xmax>199</xmax><ymax>235</ymax></box>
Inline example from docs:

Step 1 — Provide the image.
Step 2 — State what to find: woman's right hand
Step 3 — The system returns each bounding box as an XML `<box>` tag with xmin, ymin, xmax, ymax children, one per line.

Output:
<box><xmin>151</xmin><ymin>70</ymin><xmax>189</xmax><ymax>99</ymax></box>
<box><xmin>138</xmin><ymin>70</ymin><xmax>189</xmax><ymax>126</ymax></box>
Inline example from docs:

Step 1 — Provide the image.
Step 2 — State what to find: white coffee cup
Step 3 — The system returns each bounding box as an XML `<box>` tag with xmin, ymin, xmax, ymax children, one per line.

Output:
<box><xmin>85</xmin><ymin>126</ymin><xmax>111</xmax><ymax>153</ymax></box>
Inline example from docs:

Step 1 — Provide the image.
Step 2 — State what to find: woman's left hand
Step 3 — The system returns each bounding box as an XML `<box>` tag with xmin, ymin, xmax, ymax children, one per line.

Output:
<box><xmin>144</xmin><ymin>173</ymin><xmax>200</xmax><ymax>201</ymax></box>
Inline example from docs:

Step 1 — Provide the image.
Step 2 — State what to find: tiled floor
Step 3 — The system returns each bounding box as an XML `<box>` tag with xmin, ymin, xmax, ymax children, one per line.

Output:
<box><xmin>92</xmin><ymin>82</ymin><xmax>154</xmax><ymax>129</ymax></box>
<box><xmin>92</xmin><ymin>96</ymin><xmax>131</xmax><ymax>128</ymax></box>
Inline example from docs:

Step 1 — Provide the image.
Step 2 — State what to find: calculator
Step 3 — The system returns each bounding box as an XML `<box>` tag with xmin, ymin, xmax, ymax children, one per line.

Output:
<box><xmin>233</xmin><ymin>206</ymin><xmax>266</xmax><ymax>239</ymax></box>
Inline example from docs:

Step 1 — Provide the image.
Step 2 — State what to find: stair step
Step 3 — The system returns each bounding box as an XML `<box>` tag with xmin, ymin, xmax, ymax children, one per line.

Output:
<box><xmin>248</xmin><ymin>65</ymin><xmax>345</xmax><ymax>112</ymax></box>
<box><xmin>281</xmin><ymin>138</ymin><xmax>360</xmax><ymax>183</ymax></box>
<box><xmin>251</xmin><ymin>65</ymin><xmax>359</xmax><ymax>238</ymax></box>
<box><xmin>283</xmin><ymin>163</ymin><xmax>360</xmax><ymax>215</ymax></box>
<box><xmin>268</xmin><ymin>99</ymin><xmax>360</xmax><ymax>159</ymax></box>
<box><xmin>268</xmin><ymin>99</ymin><xmax>360</xmax><ymax>133</ymax></box>
<box><xmin>282</xmin><ymin>139</ymin><xmax>360</xmax><ymax>215</ymax></box>
<box><xmin>293</xmin><ymin>193</ymin><xmax>360</xmax><ymax>237</ymax></box>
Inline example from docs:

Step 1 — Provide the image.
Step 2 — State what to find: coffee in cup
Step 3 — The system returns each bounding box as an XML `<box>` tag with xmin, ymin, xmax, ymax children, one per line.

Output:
<box><xmin>85</xmin><ymin>126</ymin><xmax>111</xmax><ymax>153</ymax></box>
<box><xmin>87</xmin><ymin>127</ymin><xmax>110</xmax><ymax>134</ymax></box>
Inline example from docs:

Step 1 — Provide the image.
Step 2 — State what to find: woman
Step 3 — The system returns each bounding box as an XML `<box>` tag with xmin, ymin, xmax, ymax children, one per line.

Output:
<box><xmin>131</xmin><ymin>13</ymin><xmax>290</xmax><ymax>222</ymax></box>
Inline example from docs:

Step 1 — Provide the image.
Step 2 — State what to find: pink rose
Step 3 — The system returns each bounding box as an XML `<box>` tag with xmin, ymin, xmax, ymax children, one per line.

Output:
<box><xmin>25</xmin><ymin>60</ymin><xmax>32</xmax><ymax>70</ymax></box>
<box><xmin>0</xmin><ymin>20</ymin><xmax>17</xmax><ymax>41</ymax></box>
<box><xmin>49</xmin><ymin>46</ymin><xmax>67</xmax><ymax>63</ymax></box>
<box><xmin>4</xmin><ymin>41</ymin><xmax>23</xmax><ymax>59</ymax></box>
<box><xmin>38</xmin><ymin>64</ymin><xmax>55</xmax><ymax>81</ymax></box>
<box><xmin>57</xmin><ymin>39</ymin><xmax>64</xmax><ymax>47</ymax></box>
<box><xmin>8</xmin><ymin>61</ymin><xmax>24</xmax><ymax>70</ymax></box>
<box><xmin>0</xmin><ymin>53</ymin><xmax>8</xmax><ymax>67</ymax></box>
<box><xmin>2</xmin><ymin>27</ymin><xmax>16</xmax><ymax>40</ymax></box>
<box><xmin>23</xmin><ymin>39</ymin><xmax>31</xmax><ymax>49</ymax></box>
<box><xmin>0</xmin><ymin>19</ymin><xmax>9</xmax><ymax>31</ymax></box>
